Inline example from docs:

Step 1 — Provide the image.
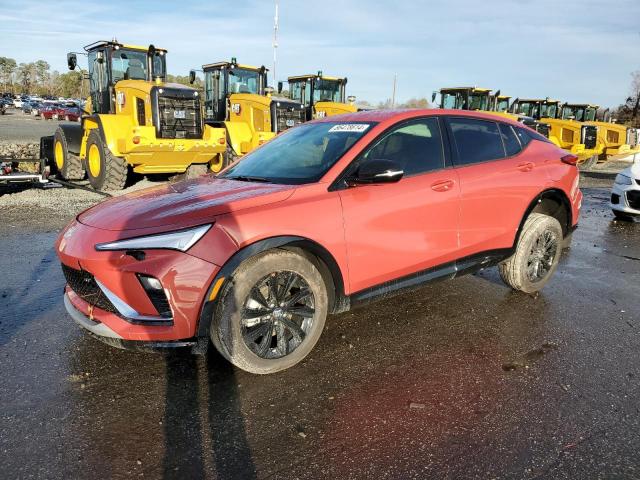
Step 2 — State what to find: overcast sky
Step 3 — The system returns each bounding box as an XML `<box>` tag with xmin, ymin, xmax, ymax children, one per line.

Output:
<box><xmin>0</xmin><ymin>0</ymin><xmax>638</xmax><ymax>107</ymax></box>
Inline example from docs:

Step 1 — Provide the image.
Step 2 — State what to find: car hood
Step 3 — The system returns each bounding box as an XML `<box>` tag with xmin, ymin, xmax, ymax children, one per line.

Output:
<box><xmin>78</xmin><ymin>176</ymin><xmax>296</xmax><ymax>231</ymax></box>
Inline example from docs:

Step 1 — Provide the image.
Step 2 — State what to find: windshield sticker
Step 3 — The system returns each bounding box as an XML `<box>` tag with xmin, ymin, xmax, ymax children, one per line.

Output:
<box><xmin>328</xmin><ymin>124</ymin><xmax>370</xmax><ymax>133</ymax></box>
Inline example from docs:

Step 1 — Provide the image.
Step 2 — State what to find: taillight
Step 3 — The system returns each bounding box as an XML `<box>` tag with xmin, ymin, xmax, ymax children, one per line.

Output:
<box><xmin>561</xmin><ymin>154</ymin><xmax>578</xmax><ymax>166</ymax></box>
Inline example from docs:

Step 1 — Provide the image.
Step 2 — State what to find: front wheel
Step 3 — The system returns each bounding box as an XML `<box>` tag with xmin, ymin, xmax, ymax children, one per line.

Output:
<box><xmin>212</xmin><ymin>250</ymin><xmax>328</xmax><ymax>374</ymax></box>
<box><xmin>85</xmin><ymin>130</ymin><xmax>128</xmax><ymax>190</ymax></box>
<box><xmin>499</xmin><ymin>213</ymin><xmax>563</xmax><ymax>293</ymax></box>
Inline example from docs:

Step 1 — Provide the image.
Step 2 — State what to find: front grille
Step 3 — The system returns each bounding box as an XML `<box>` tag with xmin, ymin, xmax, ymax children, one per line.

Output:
<box><xmin>62</xmin><ymin>264</ymin><xmax>119</xmax><ymax>315</ymax></box>
<box><xmin>157</xmin><ymin>95</ymin><xmax>202</xmax><ymax>139</ymax></box>
<box><xmin>581</xmin><ymin>125</ymin><xmax>598</xmax><ymax>149</ymax></box>
<box><xmin>627</xmin><ymin>191</ymin><xmax>640</xmax><ymax>210</ymax></box>
<box><xmin>535</xmin><ymin>123</ymin><xmax>551</xmax><ymax>138</ymax></box>
<box><xmin>627</xmin><ymin>128</ymin><xmax>639</xmax><ymax>147</ymax></box>
<box><xmin>271</xmin><ymin>101</ymin><xmax>305</xmax><ymax>133</ymax></box>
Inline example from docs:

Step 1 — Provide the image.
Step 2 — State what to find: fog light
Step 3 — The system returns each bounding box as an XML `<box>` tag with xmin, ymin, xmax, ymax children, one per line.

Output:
<box><xmin>139</xmin><ymin>275</ymin><xmax>163</xmax><ymax>290</ymax></box>
<box><xmin>218</xmin><ymin>137</ymin><xmax>226</xmax><ymax>145</ymax></box>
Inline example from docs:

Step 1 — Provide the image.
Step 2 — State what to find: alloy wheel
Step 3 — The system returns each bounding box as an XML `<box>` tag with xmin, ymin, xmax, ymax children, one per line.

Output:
<box><xmin>241</xmin><ymin>271</ymin><xmax>315</xmax><ymax>359</ymax></box>
<box><xmin>526</xmin><ymin>229</ymin><xmax>558</xmax><ymax>283</ymax></box>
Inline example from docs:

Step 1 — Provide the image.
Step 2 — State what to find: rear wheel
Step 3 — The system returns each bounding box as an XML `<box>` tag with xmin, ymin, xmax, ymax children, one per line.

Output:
<box><xmin>212</xmin><ymin>250</ymin><xmax>328</xmax><ymax>374</ymax></box>
<box><xmin>209</xmin><ymin>149</ymin><xmax>231</xmax><ymax>175</ymax></box>
<box><xmin>85</xmin><ymin>130</ymin><xmax>128</xmax><ymax>191</ymax></box>
<box><xmin>499</xmin><ymin>213</ymin><xmax>563</xmax><ymax>293</ymax></box>
<box><xmin>53</xmin><ymin>127</ymin><xmax>84</xmax><ymax>180</ymax></box>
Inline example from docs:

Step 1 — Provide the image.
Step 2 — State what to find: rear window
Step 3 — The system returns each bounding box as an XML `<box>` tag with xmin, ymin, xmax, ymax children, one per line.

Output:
<box><xmin>499</xmin><ymin>123</ymin><xmax>522</xmax><ymax>156</ymax></box>
<box><xmin>449</xmin><ymin>117</ymin><xmax>505</xmax><ymax>166</ymax></box>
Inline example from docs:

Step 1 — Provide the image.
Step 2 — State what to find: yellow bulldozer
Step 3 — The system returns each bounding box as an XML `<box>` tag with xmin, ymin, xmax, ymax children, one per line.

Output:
<box><xmin>510</xmin><ymin>98</ymin><xmax>599</xmax><ymax>166</ymax></box>
<box><xmin>191</xmin><ymin>58</ymin><xmax>306</xmax><ymax>165</ymax></box>
<box><xmin>433</xmin><ymin>87</ymin><xmax>553</xmax><ymax>139</ymax></box>
<box><xmin>283</xmin><ymin>72</ymin><xmax>357</xmax><ymax>120</ymax></box>
<box><xmin>559</xmin><ymin>103</ymin><xmax>640</xmax><ymax>161</ymax></box>
<box><xmin>51</xmin><ymin>40</ymin><xmax>227</xmax><ymax>190</ymax></box>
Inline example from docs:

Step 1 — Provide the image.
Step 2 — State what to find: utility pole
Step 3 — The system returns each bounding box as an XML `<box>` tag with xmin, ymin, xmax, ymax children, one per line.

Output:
<box><xmin>391</xmin><ymin>74</ymin><xmax>397</xmax><ymax>108</ymax></box>
<box><xmin>273</xmin><ymin>0</ymin><xmax>279</xmax><ymax>87</ymax></box>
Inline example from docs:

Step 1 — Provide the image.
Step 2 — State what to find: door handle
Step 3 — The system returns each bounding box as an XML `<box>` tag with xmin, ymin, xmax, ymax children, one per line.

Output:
<box><xmin>517</xmin><ymin>162</ymin><xmax>535</xmax><ymax>172</ymax></box>
<box><xmin>430</xmin><ymin>180</ymin><xmax>455</xmax><ymax>192</ymax></box>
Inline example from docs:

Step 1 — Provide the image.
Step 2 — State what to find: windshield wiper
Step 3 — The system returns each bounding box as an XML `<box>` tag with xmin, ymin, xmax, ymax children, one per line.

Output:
<box><xmin>225</xmin><ymin>175</ymin><xmax>272</xmax><ymax>183</ymax></box>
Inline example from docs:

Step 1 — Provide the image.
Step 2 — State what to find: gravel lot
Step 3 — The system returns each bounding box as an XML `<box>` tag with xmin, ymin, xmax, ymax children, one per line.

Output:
<box><xmin>0</xmin><ymin>108</ymin><xmax>76</xmax><ymax>144</ymax></box>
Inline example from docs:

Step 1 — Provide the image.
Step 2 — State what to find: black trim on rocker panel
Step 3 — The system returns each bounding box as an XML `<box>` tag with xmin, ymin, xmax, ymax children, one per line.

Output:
<box><xmin>349</xmin><ymin>248</ymin><xmax>513</xmax><ymax>308</ymax></box>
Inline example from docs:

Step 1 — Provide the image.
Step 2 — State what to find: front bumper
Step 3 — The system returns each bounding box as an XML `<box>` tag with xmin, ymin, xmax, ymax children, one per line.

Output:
<box><xmin>610</xmin><ymin>182</ymin><xmax>640</xmax><ymax>215</ymax></box>
<box><xmin>58</xmin><ymin>220</ymin><xmax>220</xmax><ymax>342</ymax></box>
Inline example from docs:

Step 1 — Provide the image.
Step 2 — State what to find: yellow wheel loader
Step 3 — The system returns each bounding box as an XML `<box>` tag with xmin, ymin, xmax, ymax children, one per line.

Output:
<box><xmin>560</xmin><ymin>103</ymin><xmax>640</xmax><ymax>161</ymax></box>
<box><xmin>191</xmin><ymin>59</ymin><xmax>305</xmax><ymax>166</ymax></box>
<box><xmin>510</xmin><ymin>98</ymin><xmax>599</xmax><ymax>166</ymax></box>
<box><xmin>433</xmin><ymin>87</ymin><xmax>553</xmax><ymax>139</ymax></box>
<box><xmin>284</xmin><ymin>72</ymin><xmax>357</xmax><ymax>120</ymax></box>
<box><xmin>48</xmin><ymin>40</ymin><xmax>227</xmax><ymax>190</ymax></box>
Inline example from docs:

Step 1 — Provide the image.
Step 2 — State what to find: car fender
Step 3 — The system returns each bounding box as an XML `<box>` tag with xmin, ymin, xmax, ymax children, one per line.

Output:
<box><xmin>196</xmin><ymin>235</ymin><xmax>348</xmax><ymax>339</ymax></box>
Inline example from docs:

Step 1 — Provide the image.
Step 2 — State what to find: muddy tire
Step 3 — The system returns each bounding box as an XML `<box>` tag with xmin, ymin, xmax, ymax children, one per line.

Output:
<box><xmin>499</xmin><ymin>213</ymin><xmax>563</xmax><ymax>293</ymax></box>
<box><xmin>212</xmin><ymin>250</ymin><xmax>328</xmax><ymax>374</ymax></box>
<box><xmin>85</xmin><ymin>130</ymin><xmax>128</xmax><ymax>191</ymax></box>
<box><xmin>53</xmin><ymin>127</ymin><xmax>84</xmax><ymax>180</ymax></box>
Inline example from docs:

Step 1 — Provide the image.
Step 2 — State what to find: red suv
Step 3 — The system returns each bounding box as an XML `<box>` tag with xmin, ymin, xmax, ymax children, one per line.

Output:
<box><xmin>57</xmin><ymin>110</ymin><xmax>581</xmax><ymax>374</ymax></box>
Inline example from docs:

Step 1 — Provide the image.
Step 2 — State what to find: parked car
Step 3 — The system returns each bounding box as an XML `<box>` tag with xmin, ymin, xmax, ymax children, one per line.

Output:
<box><xmin>610</xmin><ymin>160</ymin><xmax>640</xmax><ymax>220</ymax></box>
<box><xmin>60</xmin><ymin>103</ymin><xmax>82</xmax><ymax>121</ymax></box>
<box><xmin>57</xmin><ymin>109</ymin><xmax>582</xmax><ymax>374</ymax></box>
<box><xmin>13</xmin><ymin>97</ymin><xmax>23</xmax><ymax>108</ymax></box>
<box><xmin>41</xmin><ymin>103</ymin><xmax>80</xmax><ymax>121</ymax></box>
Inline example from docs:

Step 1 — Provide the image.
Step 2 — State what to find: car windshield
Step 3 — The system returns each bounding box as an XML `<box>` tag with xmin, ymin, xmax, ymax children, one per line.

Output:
<box><xmin>313</xmin><ymin>79</ymin><xmax>342</xmax><ymax>103</ymax></box>
<box><xmin>220</xmin><ymin>121</ymin><xmax>376</xmax><ymax>185</ymax></box>
<box><xmin>228</xmin><ymin>68</ymin><xmax>260</xmax><ymax>94</ymax></box>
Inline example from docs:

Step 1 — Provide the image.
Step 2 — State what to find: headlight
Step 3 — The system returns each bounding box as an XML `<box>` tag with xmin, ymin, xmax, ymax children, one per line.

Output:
<box><xmin>95</xmin><ymin>224</ymin><xmax>212</xmax><ymax>252</ymax></box>
<box><xmin>614</xmin><ymin>174</ymin><xmax>633</xmax><ymax>186</ymax></box>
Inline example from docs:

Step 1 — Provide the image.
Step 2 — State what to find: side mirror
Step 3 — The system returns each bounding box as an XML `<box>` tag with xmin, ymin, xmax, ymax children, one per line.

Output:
<box><xmin>67</xmin><ymin>53</ymin><xmax>77</xmax><ymax>70</ymax></box>
<box><xmin>350</xmin><ymin>159</ymin><xmax>404</xmax><ymax>185</ymax></box>
<box><xmin>347</xmin><ymin>95</ymin><xmax>356</xmax><ymax>104</ymax></box>
<box><xmin>277</xmin><ymin>81</ymin><xmax>283</xmax><ymax>94</ymax></box>
<box><xmin>431</xmin><ymin>91</ymin><xmax>437</xmax><ymax>103</ymax></box>
<box><xmin>189</xmin><ymin>70</ymin><xmax>196</xmax><ymax>84</ymax></box>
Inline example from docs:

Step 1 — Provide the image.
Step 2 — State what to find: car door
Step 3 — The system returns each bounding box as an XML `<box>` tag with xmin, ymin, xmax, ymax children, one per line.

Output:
<box><xmin>337</xmin><ymin>117</ymin><xmax>461</xmax><ymax>293</ymax></box>
<box><xmin>446</xmin><ymin>117</ymin><xmax>544</xmax><ymax>257</ymax></box>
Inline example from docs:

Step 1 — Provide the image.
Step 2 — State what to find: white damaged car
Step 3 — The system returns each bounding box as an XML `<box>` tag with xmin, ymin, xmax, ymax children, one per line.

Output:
<box><xmin>611</xmin><ymin>159</ymin><xmax>640</xmax><ymax>220</ymax></box>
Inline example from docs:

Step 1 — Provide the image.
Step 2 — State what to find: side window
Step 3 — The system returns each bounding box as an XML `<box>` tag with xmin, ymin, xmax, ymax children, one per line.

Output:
<box><xmin>361</xmin><ymin>118</ymin><xmax>445</xmax><ymax>176</ymax></box>
<box><xmin>449</xmin><ymin>117</ymin><xmax>505</xmax><ymax>165</ymax></box>
<box><xmin>499</xmin><ymin>123</ymin><xmax>522</xmax><ymax>156</ymax></box>
<box><xmin>514</xmin><ymin>127</ymin><xmax>533</xmax><ymax>147</ymax></box>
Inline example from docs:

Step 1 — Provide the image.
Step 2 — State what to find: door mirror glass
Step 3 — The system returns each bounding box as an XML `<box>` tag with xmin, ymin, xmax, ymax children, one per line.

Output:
<box><xmin>189</xmin><ymin>70</ymin><xmax>196</xmax><ymax>84</ymax></box>
<box><xmin>351</xmin><ymin>159</ymin><xmax>404</xmax><ymax>185</ymax></box>
<box><xmin>277</xmin><ymin>81</ymin><xmax>283</xmax><ymax>94</ymax></box>
<box><xmin>67</xmin><ymin>53</ymin><xmax>77</xmax><ymax>70</ymax></box>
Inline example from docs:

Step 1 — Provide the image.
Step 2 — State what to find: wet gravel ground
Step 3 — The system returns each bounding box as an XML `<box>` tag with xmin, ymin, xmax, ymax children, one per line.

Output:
<box><xmin>0</xmin><ymin>176</ymin><xmax>639</xmax><ymax>479</ymax></box>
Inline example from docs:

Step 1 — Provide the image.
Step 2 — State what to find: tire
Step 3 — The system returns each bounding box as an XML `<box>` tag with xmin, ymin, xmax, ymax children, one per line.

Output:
<box><xmin>212</xmin><ymin>250</ymin><xmax>328</xmax><ymax>374</ymax></box>
<box><xmin>499</xmin><ymin>213</ymin><xmax>563</xmax><ymax>294</ymax></box>
<box><xmin>53</xmin><ymin>127</ymin><xmax>85</xmax><ymax>180</ymax></box>
<box><xmin>613</xmin><ymin>210</ymin><xmax>634</xmax><ymax>221</ymax></box>
<box><xmin>85</xmin><ymin>130</ymin><xmax>128</xmax><ymax>191</ymax></box>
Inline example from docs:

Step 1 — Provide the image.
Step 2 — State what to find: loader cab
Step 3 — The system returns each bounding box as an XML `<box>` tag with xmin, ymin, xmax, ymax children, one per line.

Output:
<box><xmin>438</xmin><ymin>87</ymin><xmax>492</xmax><ymax>111</ymax></box>
<box><xmin>511</xmin><ymin>99</ymin><xmax>560</xmax><ymax>120</ymax></box>
<box><xmin>560</xmin><ymin>104</ymin><xmax>598</xmax><ymax>122</ymax></box>
<box><xmin>72</xmin><ymin>41</ymin><xmax>167</xmax><ymax>115</ymax></box>
<box><xmin>287</xmin><ymin>73</ymin><xmax>349</xmax><ymax>120</ymax></box>
<box><xmin>199</xmin><ymin>60</ymin><xmax>267</xmax><ymax>122</ymax></box>
<box><xmin>493</xmin><ymin>95</ymin><xmax>511</xmax><ymax>112</ymax></box>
